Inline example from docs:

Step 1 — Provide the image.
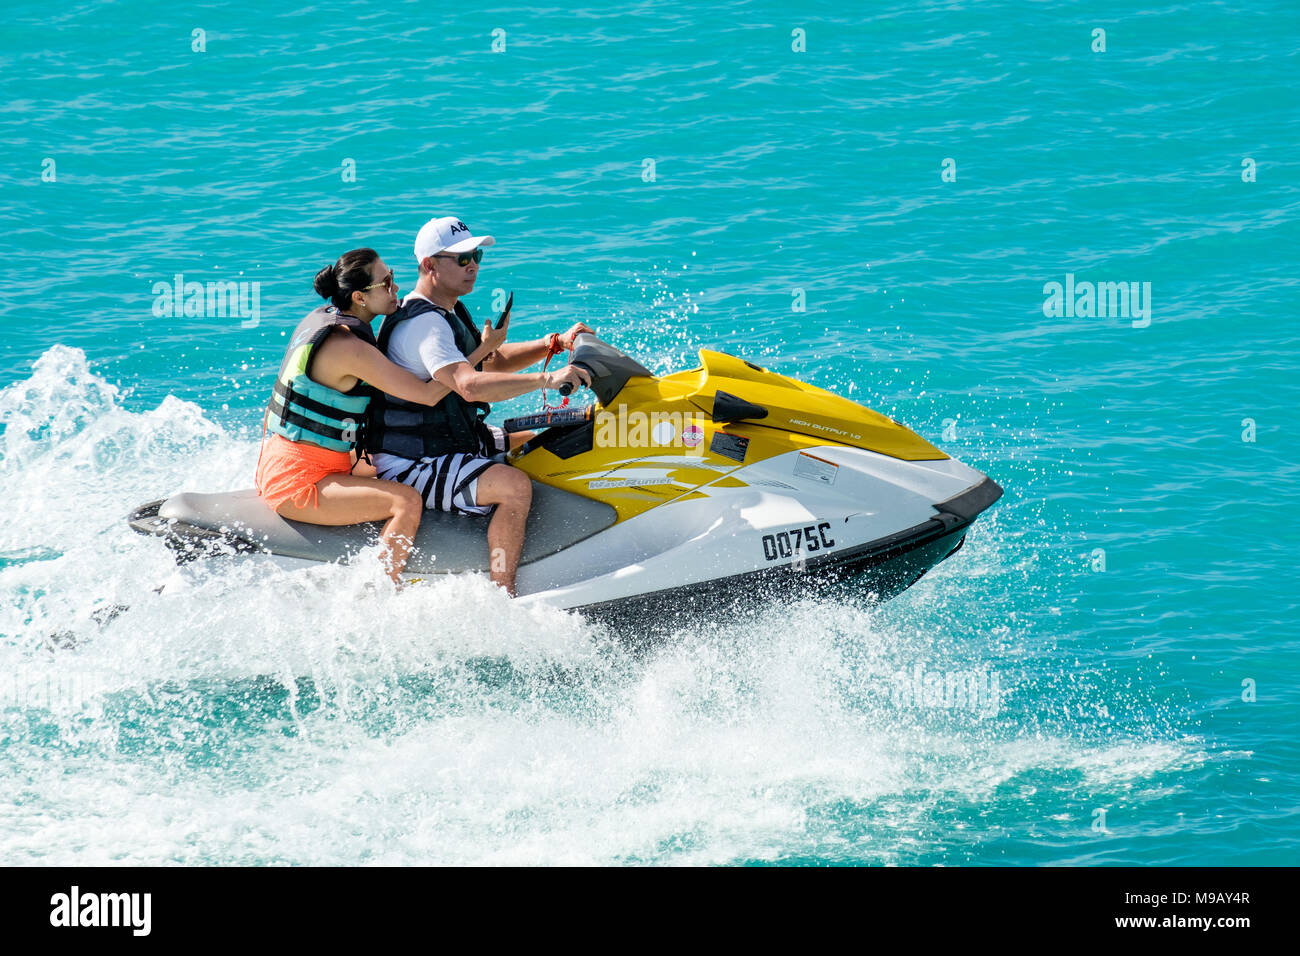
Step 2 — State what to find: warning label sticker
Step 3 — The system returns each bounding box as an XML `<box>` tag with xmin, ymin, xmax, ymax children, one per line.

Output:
<box><xmin>794</xmin><ymin>452</ymin><xmax>838</xmax><ymax>485</ymax></box>
<box><xmin>710</xmin><ymin>432</ymin><xmax>749</xmax><ymax>463</ymax></box>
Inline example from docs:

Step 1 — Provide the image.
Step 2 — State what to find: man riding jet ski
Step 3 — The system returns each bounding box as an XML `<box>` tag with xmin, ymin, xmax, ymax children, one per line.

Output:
<box><xmin>129</xmin><ymin>336</ymin><xmax>1003</xmax><ymax>625</ymax></box>
<box><xmin>367</xmin><ymin>216</ymin><xmax>592</xmax><ymax>596</ymax></box>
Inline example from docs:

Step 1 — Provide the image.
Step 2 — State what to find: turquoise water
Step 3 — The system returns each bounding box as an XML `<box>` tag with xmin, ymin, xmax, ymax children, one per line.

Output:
<box><xmin>2</xmin><ymin>0</ymin><xmax>1298</xmax><ymax>865</ymax></box>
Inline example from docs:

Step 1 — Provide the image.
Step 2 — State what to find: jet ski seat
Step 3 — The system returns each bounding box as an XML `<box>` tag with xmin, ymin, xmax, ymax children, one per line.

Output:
<box><xmin>148</xmin><ymin>482</ymin><xmax>617</xmax><ymax>575</ymax></box>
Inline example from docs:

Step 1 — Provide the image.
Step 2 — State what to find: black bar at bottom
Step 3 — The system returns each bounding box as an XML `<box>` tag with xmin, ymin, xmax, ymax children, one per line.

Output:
<box><xmin>0</xmin><ymin>865</ymin><xmax>1282</xmax><ymax>943</ymax></box>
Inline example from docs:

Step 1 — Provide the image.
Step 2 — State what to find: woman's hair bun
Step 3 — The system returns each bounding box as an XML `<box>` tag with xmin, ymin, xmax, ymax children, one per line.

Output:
<box><xmin>313</xmin><ymin>264</ymin><xmax>340</xmax><ymax>299</ymax></box>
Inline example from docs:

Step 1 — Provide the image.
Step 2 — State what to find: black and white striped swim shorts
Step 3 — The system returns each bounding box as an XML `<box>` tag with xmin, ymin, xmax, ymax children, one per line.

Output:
<box><xmin>374</xmin><ymin>425</ymin><xmax>508</xmax><ymax>516</ymax></box>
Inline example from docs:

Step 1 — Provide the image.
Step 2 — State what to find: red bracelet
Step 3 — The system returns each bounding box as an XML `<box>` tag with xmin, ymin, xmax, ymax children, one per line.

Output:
<box><xmin>546</xmin><ymin>333</ymin><xmax>565</xmax><ymax>355</ymax></box>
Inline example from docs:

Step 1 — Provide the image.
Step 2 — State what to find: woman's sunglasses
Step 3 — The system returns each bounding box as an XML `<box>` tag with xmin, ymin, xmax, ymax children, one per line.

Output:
<box><xmin>433</xmin><ymin>248</ymin><xmax>484</xmax><ymax>267</ymax></box>
<box><xmin>360</xmin><ymin>270</ymin><xmax>396</xmax><ymax>292</ymax></box>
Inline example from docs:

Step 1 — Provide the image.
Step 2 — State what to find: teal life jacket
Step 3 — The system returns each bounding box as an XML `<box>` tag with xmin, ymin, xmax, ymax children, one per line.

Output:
<box><xmin>370</xmin><ymin>297</ymin><xmax>493</xmax><ymax>459</ymax></box>
<box><xmin>264</xmin><ymin>306</ymin><xmax>377</xmax><ymax>453</ymax></box>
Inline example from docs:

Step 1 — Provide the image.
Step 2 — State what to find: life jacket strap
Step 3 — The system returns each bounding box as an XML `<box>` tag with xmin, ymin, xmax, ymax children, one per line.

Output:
<box><xmin>271</xmin><ymin>379</ymin><xmax>361</xmax><ymax>424</ymax></box>
<box><xmin>266</xmin><ymin>394</ymin><xmax>354</xmax><ymax>444</ymax></box>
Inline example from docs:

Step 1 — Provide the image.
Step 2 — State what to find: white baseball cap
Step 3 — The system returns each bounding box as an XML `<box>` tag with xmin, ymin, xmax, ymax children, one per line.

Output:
<box><xmin>414</xmin><ymin>216</ymin><xmax>495</xmax><ymax>262</ymax></box>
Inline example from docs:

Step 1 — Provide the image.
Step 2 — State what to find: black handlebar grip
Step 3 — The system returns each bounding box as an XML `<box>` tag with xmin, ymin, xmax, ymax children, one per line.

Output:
<box><xmin>557</xmin><ymin>360</ymin><xmax>592</xmax><ymax>398</ymax></box>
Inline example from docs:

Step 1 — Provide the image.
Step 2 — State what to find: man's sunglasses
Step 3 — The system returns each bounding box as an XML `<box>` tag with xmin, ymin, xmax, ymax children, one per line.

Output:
<box><xmin>433</xmin><ymin>248</ymin><xmax>484</xmax><ymax>267</ymax></box>
<box><xmin>360</xmin><ymin>270</ymin><xmax>395</xmax><ymax>292</ymax></box>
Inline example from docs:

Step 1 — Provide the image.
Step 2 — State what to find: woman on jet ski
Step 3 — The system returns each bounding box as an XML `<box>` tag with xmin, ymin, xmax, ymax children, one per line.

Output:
<box><xmin>255</xmin><ymin>248</ymin><xmax>507</xmax><ymax>583</ymax></box>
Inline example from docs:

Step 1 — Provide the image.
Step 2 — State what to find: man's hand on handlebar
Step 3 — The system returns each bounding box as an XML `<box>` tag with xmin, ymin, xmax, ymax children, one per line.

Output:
<box><xmin>546</xmin><ymin>365</ymin><xmax>591</xmax><ymax>394</ymax></box>
<box><xmin>558</xmin><ymin>323</ymin><xmax>594</xmax><ymax>350</ymax></box>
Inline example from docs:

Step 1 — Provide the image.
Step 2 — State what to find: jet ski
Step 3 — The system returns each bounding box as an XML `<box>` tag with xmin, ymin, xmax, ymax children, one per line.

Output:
<box><xmin>128</xmin><ymin>336</ymin><xmax>1002</xmax><ymax>624</ymax></box>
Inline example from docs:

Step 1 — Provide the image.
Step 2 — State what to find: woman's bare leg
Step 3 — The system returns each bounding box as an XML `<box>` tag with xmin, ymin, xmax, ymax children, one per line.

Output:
<box><xmin>276</xmin><ymin>475</ymin><xmax>422</xmax><ymax>583</ymax></box>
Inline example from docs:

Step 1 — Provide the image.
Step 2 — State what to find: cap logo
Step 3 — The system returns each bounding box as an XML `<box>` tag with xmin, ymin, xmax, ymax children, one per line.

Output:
<box><xmin>449</xmin><ymin>221</ymin><xmax>468</xmax><ymax>236</ymax></box>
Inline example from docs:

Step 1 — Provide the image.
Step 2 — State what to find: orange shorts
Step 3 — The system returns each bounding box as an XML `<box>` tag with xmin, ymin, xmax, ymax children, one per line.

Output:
<box><xmin>255</xmin><ymin>432</ymin><xmax>354</xmax><ymax>511</ymax></box>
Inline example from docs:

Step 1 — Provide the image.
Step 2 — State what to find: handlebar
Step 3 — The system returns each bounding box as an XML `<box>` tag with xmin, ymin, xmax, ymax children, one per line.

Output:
<box><xmin>547</xmin><ymin>338</ymin><xmax>650</xmax><ymax>407</ymax></box>
<box><xmin>556</xmin><ymin>358</ymin><xmax>594</xmax><ymax>397</ymax></box>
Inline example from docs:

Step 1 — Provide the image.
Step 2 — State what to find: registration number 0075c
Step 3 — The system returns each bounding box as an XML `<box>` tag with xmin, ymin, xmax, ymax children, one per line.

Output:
<box><xmin>762</xmin><ymin>522</ymin><xmax>835</xmax><ymax>561</ymax></box>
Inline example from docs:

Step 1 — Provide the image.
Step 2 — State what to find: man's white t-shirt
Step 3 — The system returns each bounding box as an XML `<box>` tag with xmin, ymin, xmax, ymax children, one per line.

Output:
<box><xmin>382</xmin><ymin>292</ymin><xmax>469</xmax><ymax>381</ymax></box>
<box><xmin>373</xmin><ymin>293</ymin><xmax>471</xmax><ymax>471</ymax></box>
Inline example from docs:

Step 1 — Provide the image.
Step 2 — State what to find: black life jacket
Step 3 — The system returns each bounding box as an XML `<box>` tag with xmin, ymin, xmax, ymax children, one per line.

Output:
<box><xmin>370</xmin><ymin>296</ymin><xmax>492</xmax><ymax>459</ymax></box>
<box><xmin>264</xmin><ymin>307</ymin><xmax>377</xmax><ymax>453</ymax></box>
